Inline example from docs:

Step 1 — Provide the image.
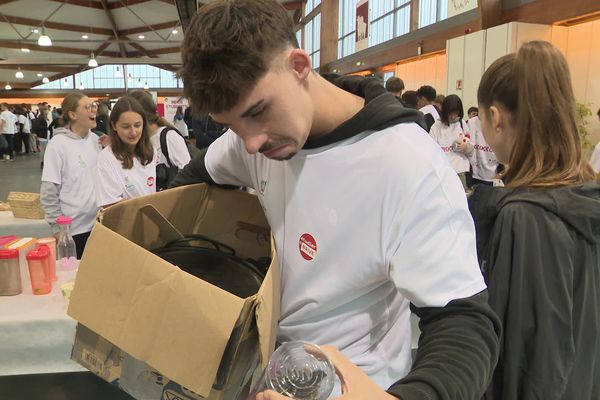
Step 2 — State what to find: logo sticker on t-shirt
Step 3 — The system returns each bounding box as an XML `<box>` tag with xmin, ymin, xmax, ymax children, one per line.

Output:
<box><xmin>77</xmin><ymin>154</ymin><xmax>87</xmax><ymax>168</ymax></box>
<box><xmin>299</xmin><ymin>233</ymin><xmax>317</xmax><ymax>261</ymax></box>
<box><xmin>147</xmin><ymin>176</ymin><xmax>155</xmax><ymax>187</ymax></box>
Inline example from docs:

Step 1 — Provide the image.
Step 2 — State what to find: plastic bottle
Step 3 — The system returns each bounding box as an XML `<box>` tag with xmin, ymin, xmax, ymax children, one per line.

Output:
<box><xmin>56</xmin><ymin>215</ymin><xmax>77</xmax><ymax>271</ymax></box>
<box><xmin>249</xmin><ymin>341</ymin><xmax>335</xmax><ymax>400</ymax></box>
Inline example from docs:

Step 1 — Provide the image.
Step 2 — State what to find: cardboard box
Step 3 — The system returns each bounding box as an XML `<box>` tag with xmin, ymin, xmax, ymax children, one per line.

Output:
<box><xmin>67</xmin><ymin>184</ymin><xmax>280</xmax><ymax>399</ymax></box>
<box><xmin>7</xmin><ymin>192</ymin><xmax>45</xmax><ymax>219</ymax></box>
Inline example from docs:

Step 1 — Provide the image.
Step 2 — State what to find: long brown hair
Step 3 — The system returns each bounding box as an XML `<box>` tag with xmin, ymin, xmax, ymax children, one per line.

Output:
<box><xmin>478</xmin><ymin>41</ymin><xmax>595</xmax><ymax>188</ymax></box>
<box><xmin>129</xmin><ymin>90</ymin><xmax>172</xmax><ymax>128</ymax></box>
<box><xmin>109</xmin><ymin>96</ymin><xmax>154</xmax><ymax>169</ymax></box>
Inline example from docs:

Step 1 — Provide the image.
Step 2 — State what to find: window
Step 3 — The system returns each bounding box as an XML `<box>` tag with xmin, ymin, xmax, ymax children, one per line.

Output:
<box><xmin>370</xmin><ymin>0</ymin><xmax>411</xmax><ymax>47</ymax></box>
<box><xmin>338</xmin><ymin>0</ymin><xmax>358</xmax><ymax>58</ymax></box>
<box><xmin>303</xmin><ymin>10</ymin><xmax>321</xmax><ymax>69</ymax></box>
<box><xmin>419</xmin><ymin>0</ymin><xmax>448</xmax><ymax>28</ymax></box>
<box><xmin>32</xmin><ymin>64</ymin><xmax>180</xmax><ymax>90</ymax></box>
<box><xmin>305</xmin><ymin>0</ymin><xmax>321</xmax><ymax>14</ymax></box>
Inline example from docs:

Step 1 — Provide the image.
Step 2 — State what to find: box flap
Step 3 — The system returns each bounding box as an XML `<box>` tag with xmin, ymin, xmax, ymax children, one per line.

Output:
<box><xmin>256</xmin><ymin>238</ymin><xmax>281</xmax><ymax>368</ymax></box>
<box><xmin>68</xmin><ymin>224</ymin><xmax>246</xmax><ymax>397</ymax></box>
<box><xmin>139</xmin><ymin>205</ymin><xmax>184</xmax><ymax>245</ymax></box>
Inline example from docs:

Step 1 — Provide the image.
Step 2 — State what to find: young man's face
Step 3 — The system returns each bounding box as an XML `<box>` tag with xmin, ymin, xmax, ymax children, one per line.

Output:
<box><xmin>211</xmin><ymin>54</ymin><xmax>314</xmax><ymax>161</ymax></box>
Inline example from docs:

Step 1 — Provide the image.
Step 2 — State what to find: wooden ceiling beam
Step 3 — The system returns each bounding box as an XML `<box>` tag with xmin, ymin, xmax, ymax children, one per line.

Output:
<box><xmin>0</xmin><ymin>40</ymin><xmax>119</xmax><ymax>57</ymax></box>
<box><xmin>127</xmin><ymin>46</ymin><xmax>180</xmax><ymax>57</ymax></box>
<box><xmin>0</xmin><ymin>65</ymin><xmax>78</xmax><ymax>73</ymax></box>
<box><xmin>0</xmin><ymin>15</ymin><xmax>114</xmax><ymax>36</ymax></box>
<box><xmin>117</xmin><ymin>20</ymin><xmax>180</xmax><ymax>36</ymax></box>
<box><xmin>283</xmin><ymin>1</ymin><xmax>303</xmax><ymax>10</ymax></box>
<box><xmin>100</xmin><ymin>0</ymin><xmax>128</xmax><ymax>57</ymax></box>
<box><xmin>127</xmin><ymin>41</ymin><xmax>156</xmax><ymax>58</ymax></box>
<box><xmin>94</xmin><ymin>40</ymin><xmax>113</xmax><ymax>56</ymax></box>
<box><xmin>48</xmin><ymin>0</ymin><xmax>104</xmax><ymax>9</ymax></box>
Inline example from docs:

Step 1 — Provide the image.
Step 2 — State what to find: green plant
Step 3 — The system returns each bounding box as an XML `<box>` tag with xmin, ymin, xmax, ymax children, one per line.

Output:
<box><xmin>576</xmin><ymin>102</ymin><xmax>593</xmax><ymax>150</ymax></box>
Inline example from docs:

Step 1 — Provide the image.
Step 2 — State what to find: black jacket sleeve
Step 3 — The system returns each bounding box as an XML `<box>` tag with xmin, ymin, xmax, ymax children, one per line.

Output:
<box><xmin>387</xmin><ymin>290</ymin><xmax>501</xmax><ymax>400</ymax></box>
<box><xmin>168</xmin><ymin>146</ymin><xmax>215</xmax><ymax>188</ymax></box>
<box><xmin>483</xmin><ymin>206</ymin><xmax>576</xmax><ymax>400</ymax></box>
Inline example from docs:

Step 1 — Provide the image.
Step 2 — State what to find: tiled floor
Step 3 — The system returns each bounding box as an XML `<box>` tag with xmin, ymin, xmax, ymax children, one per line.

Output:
<box><xmin>0</xmin><ymin>153</ymin><xmax>43</xmax><ymax>202</ymax></box>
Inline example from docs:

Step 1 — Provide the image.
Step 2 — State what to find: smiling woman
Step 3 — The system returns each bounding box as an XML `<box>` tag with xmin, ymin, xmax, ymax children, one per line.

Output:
<box><xmin>95</xmin><ymin>96</ymin><xmax>157</xmax><ymax>208</ymax></box>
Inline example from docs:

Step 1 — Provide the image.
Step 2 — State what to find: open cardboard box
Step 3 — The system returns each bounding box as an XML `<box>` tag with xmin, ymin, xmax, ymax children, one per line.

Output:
<box><xmin>67</xmin><ymin>184</ymin><xmax>280</xmax><ymax>399</ymax></box>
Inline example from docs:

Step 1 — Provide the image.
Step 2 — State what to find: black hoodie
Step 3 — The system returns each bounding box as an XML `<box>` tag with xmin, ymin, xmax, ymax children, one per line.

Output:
<box><xmin>469</xmin><ymin>183</ymin><xmax>600</xmax><ymax>400</ymax></box>
<box><xmin>172</xmin><ymin>75</ymin><xmax>501</xmax><ymax>400</ymax></box>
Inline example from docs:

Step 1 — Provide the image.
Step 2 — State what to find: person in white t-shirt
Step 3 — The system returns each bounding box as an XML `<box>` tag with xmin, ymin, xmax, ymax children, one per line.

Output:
<box><xmin>416</xmin><ymin>85</ymin><xmax>440</xmax><ymax>132</ymax></box>
<box><xmin>466</xmin><ymin>115</ymin><xmax>499</xmax><ymax>186</ymax></box>
<box><xmin>0</xmin><ymin>103</ymin><xmax>18</xmax><ymax>161</ymax></box>
<box><xmin>15</xmin><ymin>107</ymin><xmax>32</xmax><ymax>154</ymax></box>
<box><xmin>129</xmin><ymin>90</ymin><xmax>191</xmax><ymax>190</ymax></box>
<box><xmin>430</xmin><ymin>94</ymin><xmax>473</xmax><ymax>190</ymax></box>
<box><xmin>96</xmin><ymin>96</ymin><xmax>157</xmax><ymax>208</ymax></box>
<box><xmin>41</xmin><ymin>93</ymin><xmax>104</xmax><ymax>258</ymax></box>
<box><xmin>173</xmin><ymin>2</ymin><xmax>500</xmax><ymax>399</ymax></box>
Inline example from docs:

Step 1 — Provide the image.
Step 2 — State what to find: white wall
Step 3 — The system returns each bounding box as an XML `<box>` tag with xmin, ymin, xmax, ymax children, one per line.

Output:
<box><xmin>395</xmin><ymin>53</ymin><xmax>447</xmax><ymax>95</ymax></box>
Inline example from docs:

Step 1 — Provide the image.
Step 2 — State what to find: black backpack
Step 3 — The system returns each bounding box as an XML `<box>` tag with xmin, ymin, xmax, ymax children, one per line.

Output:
<box><xmin>156</xmin><ymin>126</ymin><xmax>199</xmax><ymax>191</ymax></box>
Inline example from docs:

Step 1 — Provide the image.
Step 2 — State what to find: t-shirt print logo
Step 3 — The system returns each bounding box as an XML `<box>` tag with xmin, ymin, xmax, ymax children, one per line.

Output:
<box><xmin>147</xmin><ymin>176</ymin><xmax>155</xmax><ymax>187</ymax></box>
<box><xmin>299</xmin><ymin>233</ymin><xmax>317</xmax><ymax>261</ymax></box>
<box><xmin>77</xmin><ymin>154</ymin><xmax>87</xmax><ymax>168</ymax></box>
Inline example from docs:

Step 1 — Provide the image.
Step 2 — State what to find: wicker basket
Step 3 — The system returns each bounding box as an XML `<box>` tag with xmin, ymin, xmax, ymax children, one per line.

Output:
<box><xmin>7</xmin><ymin>192</ymin><xmax>45</xmax><ymax>220</ymax></box>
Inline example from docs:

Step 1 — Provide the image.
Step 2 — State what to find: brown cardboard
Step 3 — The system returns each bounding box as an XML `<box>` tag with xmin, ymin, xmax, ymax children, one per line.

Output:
<box><xmin>67</xmin><ymin>184</ymin><xmax>279</xmax><ymax>398</ymax></box>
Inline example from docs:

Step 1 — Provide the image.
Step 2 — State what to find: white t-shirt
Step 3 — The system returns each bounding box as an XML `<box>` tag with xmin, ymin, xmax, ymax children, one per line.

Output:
<box><xmin>467</xmin><ymin>116</ymin><xmax>498</xmax><ymax>181</ymax></box>
<box><xmin>204</xmin><ymin>125</ymin><xmax>486</xmax><ymax>391</ymax></box>
<box><xmin>17</xmin><ymin>114</ymin><xmax>31</xmax><ymax>133</ymax></box>
<box><xmin>41</xmin><ymin>130</ymin><xmax>102</xmax><ymax>235</ymax></box>
<box><xmin>96</xmin><ymin>146</ymin><xmax>157</xmax><ymax>207</ymax></box>
<box><xmin>419</xmin><ymin>104</ymin><xmax>440</xmax><ymax>121</ymax></box>
<box><xmin>150</xmin><ymin>126</ymin><xmax>191</xmax><ymax>169</ymax></box>
<box><xmin>429</xmin><ymin>119</ymin><xmax>471</xmax><ymax>173</ymax></box>
<box><xmin>0</xmin><ymin>110</ymin><xmax>17</xmax><ymax>134</ymax></box>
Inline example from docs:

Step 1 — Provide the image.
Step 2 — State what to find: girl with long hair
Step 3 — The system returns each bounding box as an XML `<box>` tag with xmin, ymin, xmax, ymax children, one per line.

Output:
<box><xmin>430</xmin><ymin>94</ymin><xmax>473</xmax><ymax>190</ymax></box>
<box><xmin>469</xmin><ymin>41</ymin><xmax>599</xmax><ymax>399</ymax></box>
<box><xmin>96</xmin><ymin>96</ymin><xmax>156</xmax><ymax>207</ymax></box>
<box><xmin>40</xmin><ymin>93</ymin><xmax>103</xmax><ymax>258</ymax></box>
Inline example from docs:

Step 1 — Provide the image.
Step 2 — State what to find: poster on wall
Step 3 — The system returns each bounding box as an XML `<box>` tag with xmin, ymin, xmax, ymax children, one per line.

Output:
<box><xmin>447</xmin><ymin>0</ymin><xmax>478</xmax><ymax>19</ymax></box>
<box><xmin>356</xmin><ymin>0</ymin><xmax>369</xmax><ymax>52</ymax></box>
<box><xmin>162</xmin><ymin>96</ymin><xmax>188</xmax><ymax>122</ymax></box>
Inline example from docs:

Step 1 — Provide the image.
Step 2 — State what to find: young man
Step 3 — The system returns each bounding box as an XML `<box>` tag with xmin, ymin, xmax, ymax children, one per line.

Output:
<box><xmin>385</xmin><ymin>76</ymin><xmax>410</xmax><ymax>108</ymax></box>
<box><xmin>0</xmin><ymin>103</ymin><xmax>18</xmax><ymax>161</ymax></box>
<box><xmin>416</xmin><ymin>85</ymin><xmax>440</xmax><ymax>132</ymax></box>
<box><xmin>175</xmin><ymin>1</ymin><xmax>500</xmax><ymax>399</ymax></box>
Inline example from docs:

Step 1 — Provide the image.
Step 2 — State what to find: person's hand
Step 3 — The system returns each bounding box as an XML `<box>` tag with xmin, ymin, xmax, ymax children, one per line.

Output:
<box><xmin>99</xmin><ymin>134</ymin><xmax>110</xmax><ymax>148</ymax></box>
<box><xmin>455</xmin><ymin>141</ymin><xmax>468</xmax><ymax>153</ymax></box>
<box><xmin>255</xmin><ymin>346</ymin><xmax>399</xmax><ymax>400</ymax></box>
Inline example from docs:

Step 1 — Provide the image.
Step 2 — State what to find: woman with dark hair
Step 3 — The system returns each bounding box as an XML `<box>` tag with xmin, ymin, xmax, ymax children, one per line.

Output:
<box><xmin>173</xmin><ymin>105</ymin><xmax>189</xmax><ymax>137</ymax></box>
<box><xmin>40</xmin><ymin>93</ymin><xmax>103</xmax><ymax>258</ymax></box>
<box><xmin>429</xmin><ymin>94</ymin><xmax>472</xmax><ymax>190</ymax></box>
<box><xmin>96</xmin><ymin>96</ymin><xmax>156</xmax><ymax>207</ymax></box>
<box><xmin>469</xmin><ymin>41</ymin><xmax>599</xmax><ymax>400</ymax></box>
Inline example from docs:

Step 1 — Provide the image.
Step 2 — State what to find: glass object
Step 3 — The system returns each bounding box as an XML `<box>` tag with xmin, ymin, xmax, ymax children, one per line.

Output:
<box><xmin>249</xmin><ymin>341</ymin><xmax>335</xmax><ymax>400</ymax></box>
<box><xmin>56</xmin><ymin>215</ymin><xmax>77</xmax><ymax>270</ymax></box>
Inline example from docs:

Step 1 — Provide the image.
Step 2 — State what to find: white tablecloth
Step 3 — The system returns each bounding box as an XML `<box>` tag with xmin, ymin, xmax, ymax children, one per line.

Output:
<box><xmin>0</xmin><ymin>211</ymin><xmax>53</xmax><ymax>238</ymax></box>
<box><xmin>0</xmin><ymin>269</ymin><xmax>86</xmax><ymax>376</ymax></box>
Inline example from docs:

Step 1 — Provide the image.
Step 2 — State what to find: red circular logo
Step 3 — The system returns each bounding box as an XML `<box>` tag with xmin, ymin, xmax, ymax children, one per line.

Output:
<box><xmin>299</xmin><ymin>233</ymin><xmax>317</xmax><ymax>261</ymax></box>
<box><xmin>147</xmin><ymin>176</ymin><xmax>155</xmax><ymax>187</ymax></box>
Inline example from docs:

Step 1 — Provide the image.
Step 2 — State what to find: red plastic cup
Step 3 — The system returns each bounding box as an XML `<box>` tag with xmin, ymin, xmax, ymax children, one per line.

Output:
<box><xmin>26</xmin><ymin>245</ymin><xmax>52</xmax><ymax>295</ymax></box>
<box><xmin>36</xmin><ymin>237</ymin><xmax>57</xmax><ymax>281</ymax></box>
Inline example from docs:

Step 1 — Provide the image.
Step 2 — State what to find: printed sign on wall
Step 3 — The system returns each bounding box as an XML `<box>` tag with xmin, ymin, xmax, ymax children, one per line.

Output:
<box><xmin>447</xmin><ymin>0</ymin><xmax>478</xmax><ymax>18</ymax></box>
<box><xmin>162</xmin><ymin>97</ymin><xmax>188</xmax><ymax>122</ymax></box>
<box><xmin>356</xmin><ymin>0</ymin><xmax>369</xmax><ymax>52</ymax></box>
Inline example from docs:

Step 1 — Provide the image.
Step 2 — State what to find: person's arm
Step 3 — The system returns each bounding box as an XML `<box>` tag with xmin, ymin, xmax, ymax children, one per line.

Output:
<box><xmin>40</xmin><ymin>181</ymin><xmax>62</xmax><ymax>234</ymax></box>
<box><xmin>482</xmin><ymin>206</ymin><xmax>575</xmax><ymax>400</ymax></box>
<box><xmin>385</xmin><ymin>161</ymin><xmax>500</xmax><ymax>400</ymax></box>
<box><xmin>96</xmin><ymin>151</ymin><xmax>125</xmax><ymax>207</ymax></box>
<box><xmin>166</xmin><ymin>130</ymin><xmax>191</xmax><ymax>169</ymax></box>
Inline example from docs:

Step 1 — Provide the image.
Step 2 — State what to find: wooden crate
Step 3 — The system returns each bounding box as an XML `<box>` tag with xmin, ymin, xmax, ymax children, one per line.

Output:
<box><xmin>7</xmin><ymin>192</ymin><xmax>45</xmax><ymax>220</ymax></box>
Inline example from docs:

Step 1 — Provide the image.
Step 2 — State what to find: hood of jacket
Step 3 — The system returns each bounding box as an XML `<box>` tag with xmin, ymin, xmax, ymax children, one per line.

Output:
<box><xmin>53</xmin><ymin>126</ymin><xmax>92</xmax><ymax>140</ymax></box>
<box><xmin>470</xmin><ymin>183</ymin><xmax>600</xmax><ymax>244</ymax></box>
<box><xmin>303</xmin><ymin>74</ymin><xmax>426</xmax><ymax>149</ymax></box>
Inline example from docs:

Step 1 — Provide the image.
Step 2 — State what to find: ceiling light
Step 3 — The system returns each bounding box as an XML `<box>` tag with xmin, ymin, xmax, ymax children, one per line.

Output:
<box><xmin>4</xmin><ymin>83</ymin><xmax>11</xmax><ymax>90</ymax></box>
<box><xmin>82</xmin><ymin>34</ymin><xmax>89</xmax><ymax>39</ymax></box>
<box><xmin>37</xmin><ymin>73</ymin><xmax>43</xmax><ymax>77</ymax></box>
<box><xmin>143</xmin><ymin>82</ymin><xmax>149</xmax><ymax>90</ymax></box>
<box><xmin>115</xmin><ymin>66</ymin><xmax>122</xmax><ymax>78</ymax></box>
<box><xmin>64</xmin><ymin>78</ymin><xmax>68</xmax><ymax>83</ymax></box>
<box><xmin>21</xmin><ymin>48</ymin><xmax>30</xmax><ymax>53</ymax></box>
<box><xmin>138</xmin><ymin>35</ymin><xmax>145</xmax><ymax>39</ymax></box>
<box><xmin>79</xmin><ymin>83</ymin><xmax>85</xmax><ymax>90</ymax></box>
<box><xmin>38</xmin><ymin>27</ymin><xmax>52</xmax><ymax>46</ymax></box>
<box><xmin>32</xmin><ymin>28</ymin><xmax>39</xmax><ymax>34</ymax></box>
<box><xmin>88</xmin><ymin>52</ymin><xmax>98</xmax><ymax>67</ymax></box>
<box><xmin>136</xmin><ymin>79</ymin><xmax>142</xmax><ymax>88</ymax></box>
<box><xmin>42</xmin><ymin>77</ymin><xmax>50</xmax><ymax>83</ymax></box>
<box><xmin>171</xmin><ymin>29</ymin><xmax>178</xmax><ymax>35</ymax></box>
<box><xmin>15</xmin><ymin>69</ymin><xmax>24</xmax><ymax>79</ymax></box>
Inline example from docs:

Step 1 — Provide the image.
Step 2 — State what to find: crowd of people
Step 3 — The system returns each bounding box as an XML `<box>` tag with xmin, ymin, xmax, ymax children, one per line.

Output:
<box><xmin>1</xmin><ymin>1</ymin><xmax>599</xmax><ymax>398</ymax></box>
